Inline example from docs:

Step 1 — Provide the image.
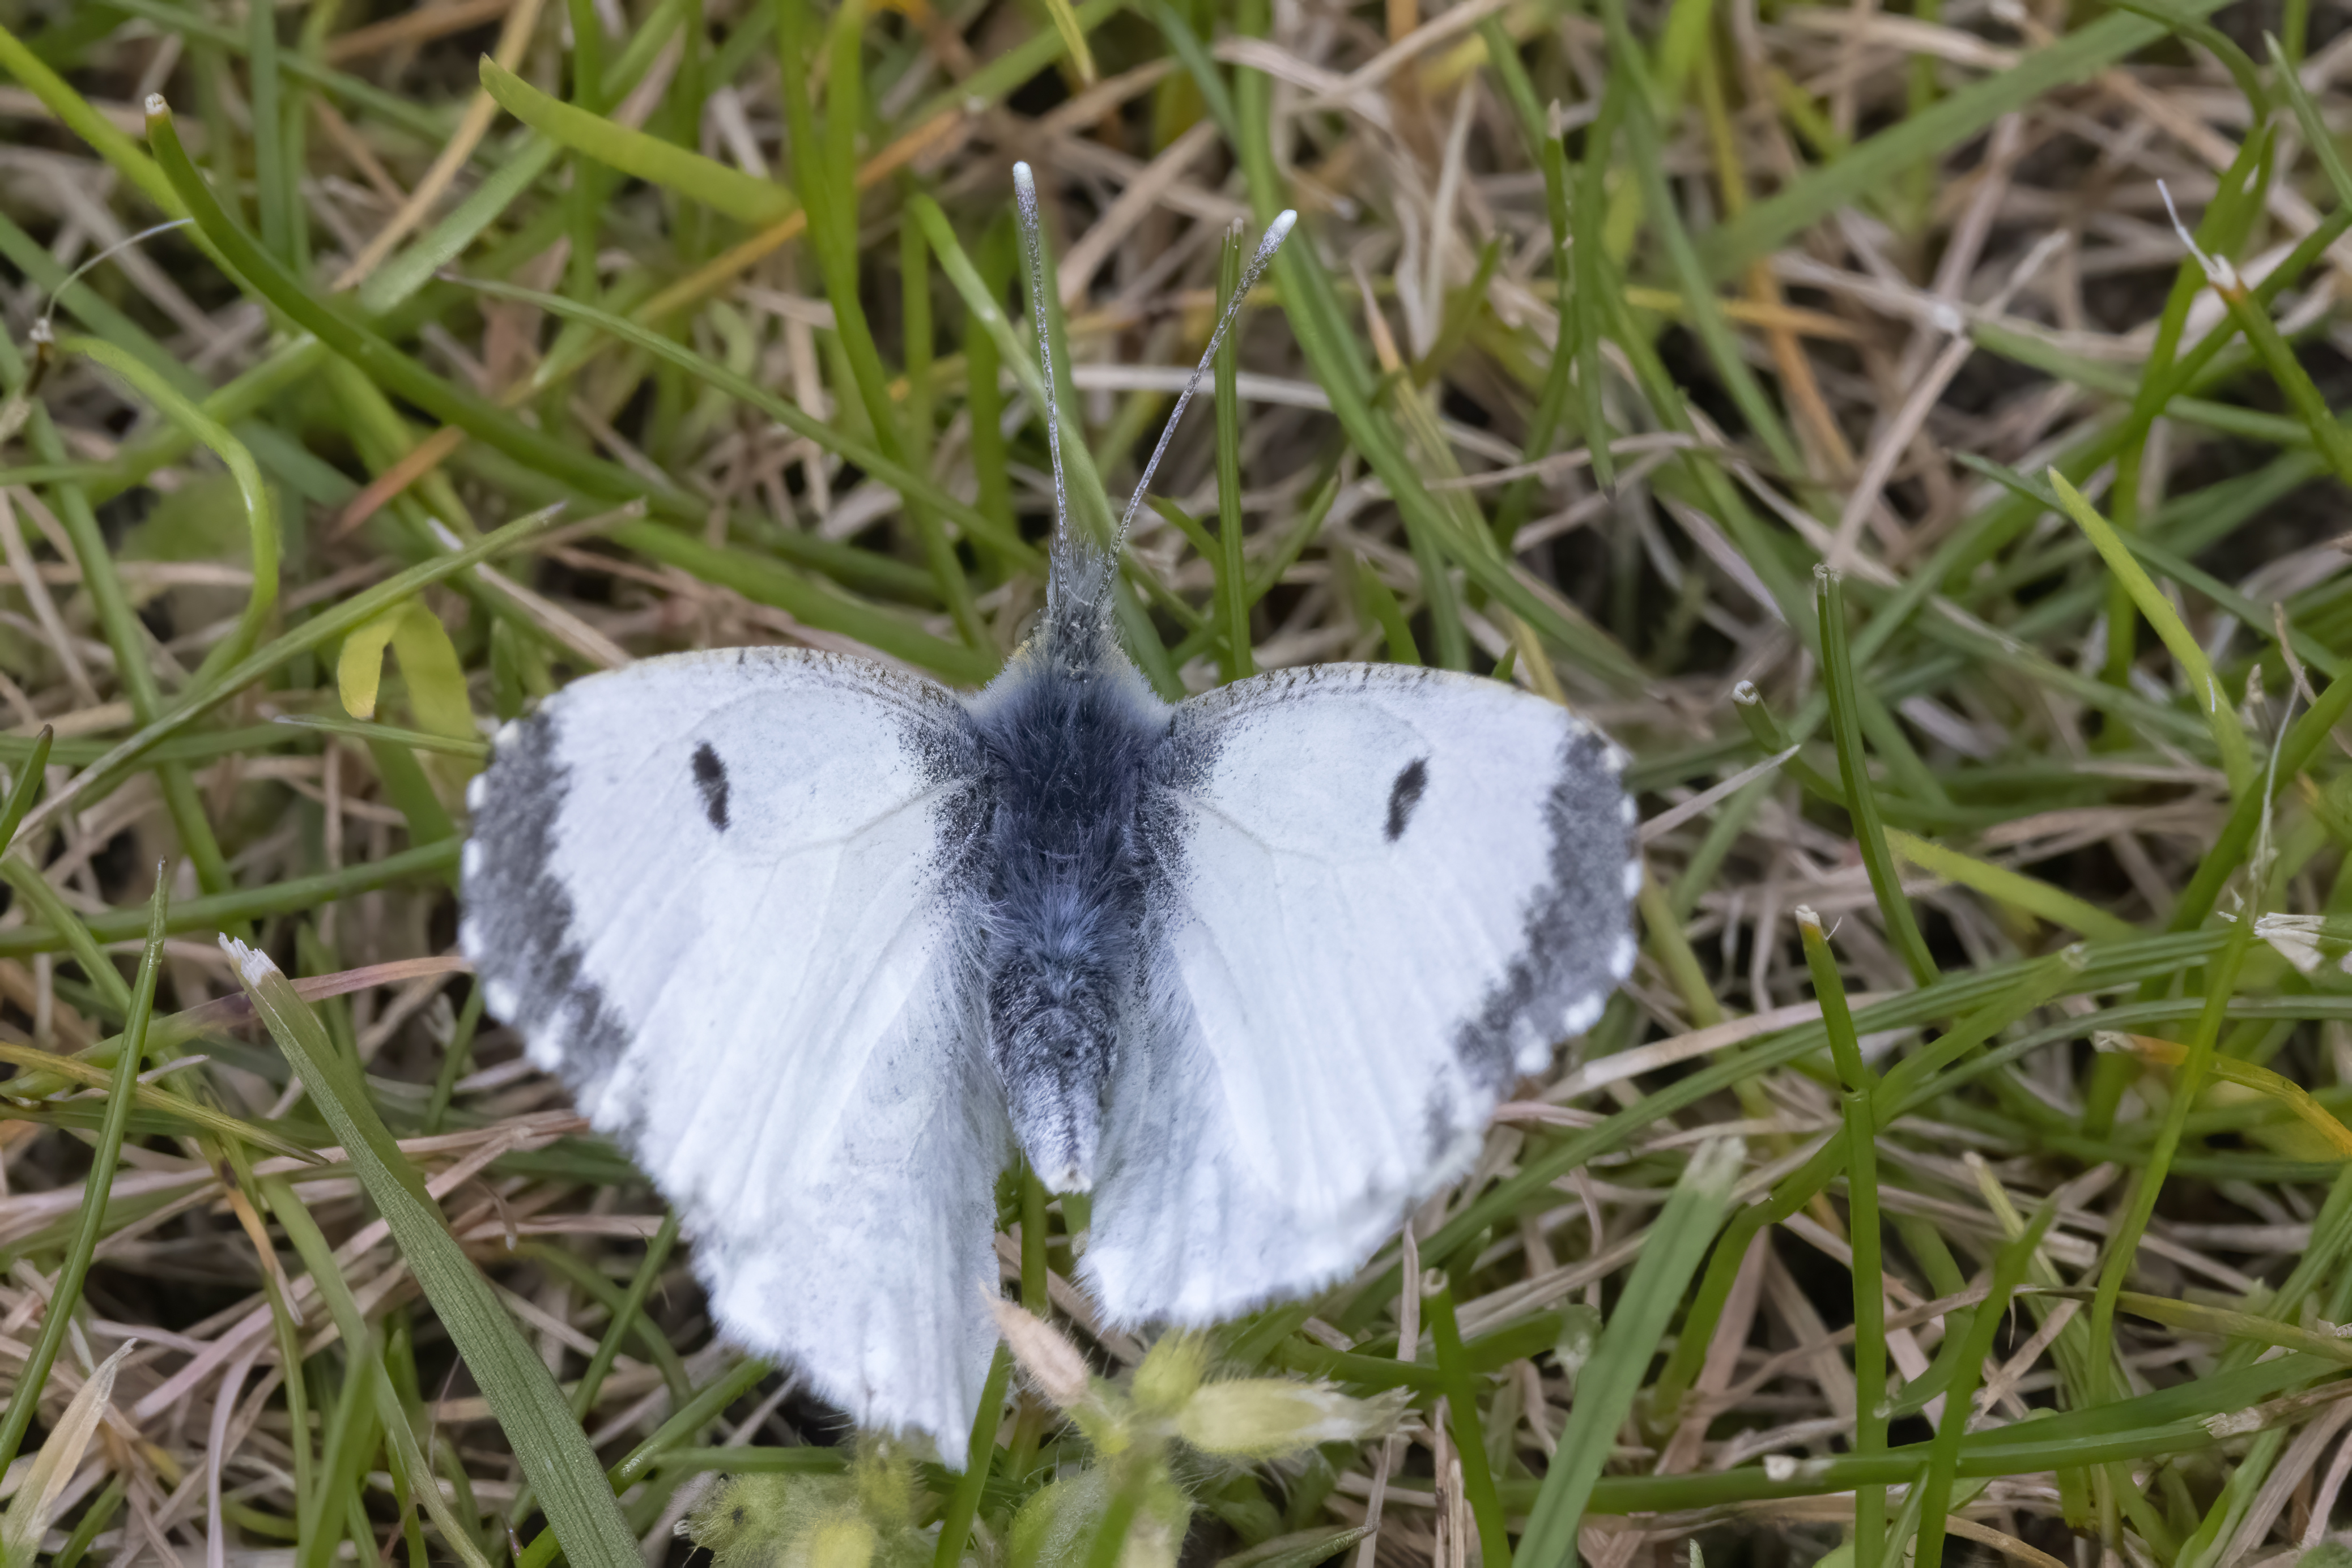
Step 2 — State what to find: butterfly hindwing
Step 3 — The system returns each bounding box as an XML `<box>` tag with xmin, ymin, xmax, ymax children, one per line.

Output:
<box><xmin>1086</xmin><ymin>664</ymin><xmax>1636</xmax><ymax>1324</ymax></box>
<box><xmin>460</xmin><ymin>648</ymin><xmax>1008</xmax><ymax>1459</ymax></box>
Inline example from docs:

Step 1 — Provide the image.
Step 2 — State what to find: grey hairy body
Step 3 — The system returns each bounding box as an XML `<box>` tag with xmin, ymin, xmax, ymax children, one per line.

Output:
<box><xmin>966</xmin><ymin>599</ymin><xmax>1169</xmax><ymax>1194</ymax></box>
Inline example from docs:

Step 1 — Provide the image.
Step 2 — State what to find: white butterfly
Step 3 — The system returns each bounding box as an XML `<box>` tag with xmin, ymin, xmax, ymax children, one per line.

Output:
<box><xmin>459</xmin><ymin>165</ymin><xmax>1637</xmax><ymax>1463</ymax></box>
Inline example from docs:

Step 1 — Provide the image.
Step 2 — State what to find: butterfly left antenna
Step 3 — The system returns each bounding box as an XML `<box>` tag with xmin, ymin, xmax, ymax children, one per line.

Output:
<box><xmin>1010</xmin><ymin>163</ymin><xmax>1074</xmax><ymax>619</ymax></box>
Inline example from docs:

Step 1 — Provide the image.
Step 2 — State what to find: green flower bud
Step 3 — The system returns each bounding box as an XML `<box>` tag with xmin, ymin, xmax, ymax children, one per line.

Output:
<box><xmin>807</xmin><ymin>1518</ymin><xmax>877</xmax><ymax>1568</ymax></box>
<box><xmin>1009</xmin><ymin>1465</ymin><xmax>1190</xmax><ymax>1568</ymax></box>
<box><xmin>683</xmin><ymin>1474</ymin><xmax>831</xmax><ymax>1568</ymax></box>
<box><xmin>1130</xmin><ymin>1333</ymin><xmax>1207</xmax><ymax>1416</ymax></box>
<box><xmin>850</xmin><ymin>1439</ymin><xmax>917</xmax><ymax>1528</ymax></box>
<box><xmin>1174</xmin><ymin>1380</ymin><xmax>1408</xmax><ymax>1460</ymax></box>
<box><xmin>681</xmin><ymin>1458</ymin><xmax>929</xmax><ymax>1568</ymax></box>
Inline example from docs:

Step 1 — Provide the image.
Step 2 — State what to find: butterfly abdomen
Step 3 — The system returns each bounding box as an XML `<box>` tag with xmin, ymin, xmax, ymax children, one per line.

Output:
<box><xmin>969</xmin><ymin>627</ymin><xmax>1169</xmax><ymax>1191</ymax></box>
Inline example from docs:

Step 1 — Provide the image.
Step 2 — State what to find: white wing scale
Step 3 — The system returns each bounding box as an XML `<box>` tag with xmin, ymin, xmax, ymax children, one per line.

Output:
<box><xmin>1086</xmin><ymin>664</ymin><xmax>1635</xmax><ymax>1325</ymax></box>
<box><xmin>460</xmin><ymin>649</ymin><xmax>1006</xmax><ymax>1461</ymax></box>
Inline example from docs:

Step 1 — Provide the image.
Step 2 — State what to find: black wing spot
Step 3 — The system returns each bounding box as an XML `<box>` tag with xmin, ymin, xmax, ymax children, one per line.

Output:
<box><xmin>1385</xmin><ymin>756</ymin><xmax>1429</xmax><ymax>841</ymax></box>
<box><xmin>692</xmin><ymin>742</ymin><xmax>730</xmax><ymax>831</ymax></box>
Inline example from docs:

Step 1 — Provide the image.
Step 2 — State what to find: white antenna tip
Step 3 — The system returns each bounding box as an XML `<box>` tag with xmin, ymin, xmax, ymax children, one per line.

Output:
<box><xmin>1013</xmin><ymin>161</ymin><xmax>1035</xmax><ymax>193</ymax></box>
<box><xmin>2157</xmin><ymin>178</ymin><xmax>2238</xmax><ymax>289</ymax></box>
<box><xmin>1271</xmin><ymin>210</ymin><xmax>1298</xmax><ymax>241</ymax></box>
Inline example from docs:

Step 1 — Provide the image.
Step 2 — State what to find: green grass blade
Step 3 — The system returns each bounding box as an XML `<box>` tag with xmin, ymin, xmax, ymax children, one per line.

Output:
<box><xmin>0</xmin><ymin>841</ymin><xmax>461</xmax><ymax>958</ymax></box>
<box><xmin>2085</xmin><ymin>913</ymin><xmax>2259</xmax><ymax>1406</ymax></box>
<box><xmin>513</xmin><ymin>1360</ymin><xmax>775</xmax><ymax>1568</ymax></box>
<box><xmin>613</xmin><ymin>522</ymin><xmax>998</xmax><ymax>683</ymax></box>
<box><xmin>0</xmin><ymin>1039</ymin><xmax>317</xmax><ymax>1161</ymax></box>
<box><xmin>934</xmin><ymin>1347</ymin><xmax>1013</xmax><ymax>1568</ymax></box>
<box><xmin>247</xmin><ymin>0</ymin><xmax>292</xmax><ymax>258</ymax></box>
<box><xmin>2047</xmin><ymin>471</ymin><xmax>2255</xmax><ymax>794</ymax></box>
<box><xmin>480</xmin><ymin>57</ymin><xmax>794</xmax><ymax>225</ymax></box>
<box><xmin>0</xmin><ymin>859</ymin><xmax>129</xmax><ymax>1012</ymax></box>
<box><xmin>61</xmin><ymin>334</ymin><xmax>278</xmax><ymax>679</ymax></box>
<box><xmin>570</xmin><ymin>1211</ymin><xmax>682</xmax><ymax>1418</ymax></box>
<box><xmin>2109</xmin><ymin>0</ymin><xmax>2267</xmax><ymax>116</ymax></box>
<box><xmin>2268</xmin><ymin>33</ymin><xmax>2352</xmax><ymax>212</ymax></box>
<box><xmin>1798</xmin><ymin>907</ymin><xmax>1887</xmax><ymax>1568</ymax></box>
<box><xmin>3</xmin><ymin>507</ymin><xmax>570</xmax><ymax>854</ymax></box>
<box><xmin>1602</xmin><ymin>0</ymin><xmax>1801</xmax><ymax>479</ymax></box>
<box><xmin>361</xmin><ymin>1</ymin><xmax>688</xmax><ymax>316</ymax></box>
<box><xmin>1037</xmin><ymin>0</ymin><xmax>1099</xmax><ymax>82</ymax></box>
<box><xmin>1818</xmin><ymin>571</ymin><xmax>1938</xmax><ymax>985</ymax></box>
<box><xmin>0</xmin><ymin>727</ymin><xmax>49</xmax><ymax>847</ymax></box>
<box><xmin>146</xmin><ymin>96</ymin><xmax>936</xmax><ymax>619</ymax></box>
<box><xmin>909</xmin><ymin>189</ymin><xmax>1122</xmax><ymax>551</ymax></box>
<box><xmin>225</xmin><ymin>939</ymin><xmax>642</xmax><ymax>1568</ymax></box>
<box><xmin>1519</xmin><ymin>1138</ymin><xmax>1745</xmax><ymax>1563</ymax></box>
<box><xmin>266</xmin><ymin>1177</ymin><xmax>498</xmax><ymax>1568</ymax></box>
<box><xmin>1426</xmin><ymin>1283</ymin><xmax>1511</xmax><ymax>1568</ymax></box>
<box><xmin>775</xmin><ymin>10</ymin><xmax>981</xmax><ymax>651</ymax></box>
<box><xmin>1884</xmin><ymin>828</ymin><xmax>2143</xmax><ymax>943</ymax></box>
<box><xmin>0</xmin><ymin>21</ymin><xmax>185</xmax><ymax>216</ymax></box>
<box><xmin>1478</xmin><ymin>17</ymin><xmax>1577</xmax><ymax>546</ymax></box>
<box><xmin>1914</xmin><ymin>1200</ymin><xmax>2060</xmax><ymax>1568</ymax></box>
<box><xmin>0</xmin><ymin>875</ymin><xmax>167</xmax><ymax>1481</ymax></box>
<box><xmin>273</xmin><ymin>713</ymin><xmax>493</xmax><ymax>760</ymax></box>
<box><xmin>1702</xmin><ymin>0</ymin><xmax>2229</xmax><ymax>275</ymax></box>
<box><xmin>458</xmin><ymin>275</ymin><xmax>1031</xmax><ymax>569</ymax></box>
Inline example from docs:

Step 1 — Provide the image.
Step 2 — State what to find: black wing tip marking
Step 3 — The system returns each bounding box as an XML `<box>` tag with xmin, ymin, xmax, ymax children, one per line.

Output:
<box><xmin>1451</xmin><ymin>725</ymin><xmax>1636</xmax><ymax>1090</ymax></box>
<box><xmin>692</xmin><ymin>741</ymin><xmax>730</xmax><ymax>831</ymax></box>
<box><xmin>1384</xmin><ymin>756</ymin><xmax>1430</xmax><ymax>841</ymax></box>
<box><xmin>461</xmin><ymin>708</ymin><xmax>633</xmax><ymax>1093</ymax></box>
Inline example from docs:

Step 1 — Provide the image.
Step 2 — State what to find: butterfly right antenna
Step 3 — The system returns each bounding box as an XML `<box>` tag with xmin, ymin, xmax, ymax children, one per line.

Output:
<box><xmin>1114</xmin><ymin>210</ymin><xmax>1295</xmax><ymax>553</ymax></box>
<box><xmin>1012</xmin><ymin>165</ymin><xmax>1297</xmax><ymax>624</ymax></box>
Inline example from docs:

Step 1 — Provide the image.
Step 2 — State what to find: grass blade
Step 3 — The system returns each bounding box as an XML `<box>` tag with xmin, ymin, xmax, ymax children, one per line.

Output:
<box><xmin>479</xmin><ymin>56</ymin><xmax>794</xmax><ymax>225</ymax></box>
<box><xmin>1883</xmin><ymin>828</ymin><xmax>2143</xmax><ymax>943</ymax></box>
<box><xmin>1702</xmin><ymin>0</ymin><xmax>2230</xmax><ymax>274</ymax></box>
<box><xmin>224</xmin><ymin>938</ymin><xmax>642</xmax><ymax>1568</ymax></box>
<box><xmin>1519</xmin><ymin>1138</ymin><xmax>1746</xmax><ymax>1564</ymax></box>
<box><xmin>1798</xmin><ymin>907</ymin><xmax>1887</xmax><ymax>1568</ymax></box>
<box><xmin>1818</xmin><ymin>570</ymin><xmax>1938</xmax><ymax>985</ymax></box>
<box><xmin>5</xmin><ymin>506</ymin><xmax>571</xmax><ymax>854</ymax></box>
<box><xmin>59</xmin><ymin>334</ymin><xmax>278</xmax><ymax>679</ymax></box>
<box><xmin>0</xmin><ymin>1341</ymin><xmax>131</xmax><ymax>1568</ymax></box>
<box><xmin>2046</xmin><ymin>471</ymin><xmax>2255</xmax><ymax>794</ymax></box>
<box><xmin>0</xmin><ymin>874</ymin><xmax>168</xmax><ymax>1480</ymax></box>
<box><xmin>1914</xmin><ymin>1199</ymin><xmax>2060</xmax><ymax>1568</ymax></box>
<box><xmin>0</xmin><ymin>727</ymin><xmax>49</xmax><ymax>846</ymax></box>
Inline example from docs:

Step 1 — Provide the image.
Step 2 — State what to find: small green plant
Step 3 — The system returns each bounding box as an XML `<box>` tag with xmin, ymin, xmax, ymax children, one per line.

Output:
<box><xmin>683</xmin><ymin>1310</ymin><xmax>1403</xmax><ymax>1568</ymax></box>
<box><xmin>686</xmin><ymin>1445</ymin><xmax>935</xmax><ymax>1568</ymax></box>
<box><xmin>982</xmin><ymin>1306</ymin><xmax>1404</xmax><ymax>1568</ymax></box>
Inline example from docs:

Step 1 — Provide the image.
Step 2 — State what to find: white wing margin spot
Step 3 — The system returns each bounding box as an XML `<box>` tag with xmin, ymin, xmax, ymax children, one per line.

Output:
<box><xmin>458</xmin><ymin>647</ymin><xmax>1008</xmax><ymax>1460</ymax></box>
<box><xmin>1087</xmin><ymin>663</ymin><xmax>1635</xmax><ymax>1326</ymax></box>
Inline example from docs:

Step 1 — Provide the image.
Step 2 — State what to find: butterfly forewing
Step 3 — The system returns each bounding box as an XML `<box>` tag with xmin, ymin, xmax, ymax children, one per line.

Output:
<box><xmin>1086</xmin><ymin>664</ymin><xmax>1636</xmax><ymax>1326</ymax></box>
<box><xmin>460</xmin><ymin>648</ymin><xmax>1009</xmax><ymax>1460</ymax></box>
